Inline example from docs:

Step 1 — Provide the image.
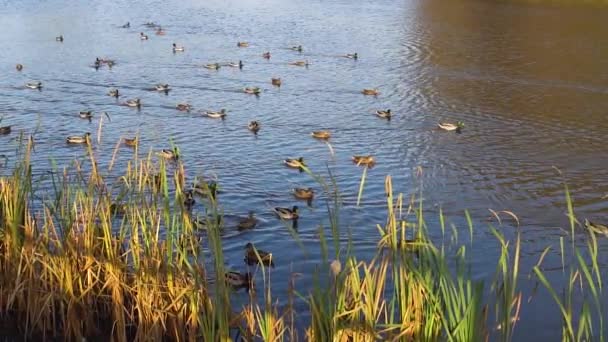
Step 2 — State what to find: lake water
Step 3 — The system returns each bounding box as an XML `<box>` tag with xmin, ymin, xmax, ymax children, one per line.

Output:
<box><xmin>1</xmin><ymin>0</ymin><xmax>607</xmax><ymax>339</ymax></box>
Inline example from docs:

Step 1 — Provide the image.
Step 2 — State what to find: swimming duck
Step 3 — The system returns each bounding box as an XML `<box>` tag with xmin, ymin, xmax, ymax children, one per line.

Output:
<box><xmin>155</xmin><ymin>84</ymin><xmax>170</xmax><ymax>92</ymax></box>
<box><xmin>437</xmin><ymin>122</ymin><xmax>464</xmax><ymax>131</ymax></box>
<box><xmin>183</xmin><ymin>190</ymin><xmax>196</xmax><ymax>209</ymax></box>
<box><xmin>192</xmin><ymin>181</ymin><xmax>218</xmax><ymax>199</ymax></box>
<box><xmin>79</xmin><ymin>111</ymin><xmax>93</xmax><ymax>119</ymax></box>
<box><xmin>204</xmin><ymin>63</ymin><xmax>221</xmax><ymax>70</ymax></box>
<box><xmin>585</xmin><ymin>219</ymin><xmax>608</xmax><ymax>237</ymax></box>
<box><xmin>244</xmin><ymin>87</ymin><xmax>261</xmax><ymax>95</ymax></box>
<box><xmin>121</xmin><ymin>22</ymin><xmax>130</xmax><ymax>28</ymax></box>
<box><xmin>273</xmin><ymin>206</ymin><xmax>299</xmax><ymax>221</ymax></box>
<box><xmin>284</xmin><ymin>157</ymin><xmax>305</xmax><ymax>169</ymax></box>
<box><xmin>244</xmin><ymin>242</ymin><xmax>274</xmax><ymax>267</ymax></box>
<box><xmin>248</xmin><ymin>121</ymin><xmax>260</xmax><ymax>133</ymax></box>
<box><xmin>172</xmin><ymin>43</ymin><xmax>185</xmax><ymax>52</ymax></box>
<box><xmin>94</xmin><ymin>58</ymin><xmax>102</xmax><ymax>69</ymax></box>
<box><xmin>375</xmin><ymin>109</ymin><xmax>391</xmax><ymax>119</ymax></box>
<box><xmin>144</xmin><ymin>22</ymin><xmax>157</xmax><ymax>28</ymax></box>
<box><xmin>176</xmin><ymin>103</ymin><xmax>192</xmax><ymax>112</ymax></box>
<box><xmin>0</xmin><ymin>126</ymin><xmax>11</xmax><ymax>135</ymax></box>
<box><xmin>343</xmin><ymin>53</ymin><xmax>358</xmax><ymax>60</ymax></box>
<box><xmin>225</xmin><ymin>60</ymin><xmax>244</xmax><ymax>69</ymax></box>
<box><xmin>262</xmin><ymin>51</ymin><xmax>271</xmax><ymax>59</ymax></box>
<box><xmin>362</xmin><ymin>88</ymin><xmax>379</xmax><ymax>96</ymax></box>
<box><xmin>16</xmin><ymin>64</ymin><xmax>23</xmax><ymax>71</ymax></box>
<box><xmin>155</xmin><ymin>27</ymin><xmax>165</xmax><ymax>35</ymax></box>
<box><xmin>289</xmin><ymin>45</ymin><xmax>303</xmax><ymax>52</ymax></box>
<box><xmin>225</xmin><ymin>271</ymin><xmax>253</xmax><ymax>289</ymax></box>
<box><xmin>352</xmin><ymin>155</ymin><xmax>375</xmax><ymax>167</ymax></box>
<box><xmin>237</xmin><ymin>211</ymin><xmax>258</xmax><ymax>230</ymax></box>
<box><xmin>311</xmin><ymin>131</ymin><xmax>331</xmax><ymax>140</ymax></box>
<box><xmin>123</xmin><ymin>137</ymin><xmax>138</xmax><ymax>147</ymax></box>
<box><xmin>293</xmin><ymin>188</ymin><xmax>314</xmax><ymax>201</ymax></box>
<box><xmin>192</xmin><ymin>215</ymin><xmax>223</xmax><ymax>230</ymax></box>
<box><xmin>125</xmin><ymin>98</ymin><xmax>141</xmax><ymax>108</ymax></box>
<box><xmin>108</xmin><ymin>88</ymin><xmax>120</xmax><ymax>98</ymax></box>
<box><xmin>289</xmin><ymin>60</ymin><xmax>309</xmax><ymax>67</ymax></box>
<box><xmin>56</xmin><ymin>35</ymin><xmax>63</xmax><ymax>42</ymax></box>
<box><xmin>25</xmin><ymin>81</ymin><xmax>42</xmax><ymax>89</ymax></box>
<box><xmin>271</xmin><ymin>78</ymin><xmax>282</xmax><ymax>87</ymax></box>
<box><xmin>204</xmin><ymin>109</ymin><xmax>227</xmax><ymax>119</ymax></box>
<box><xmin>140</xmin><ymin>32</ymin><xmax>149</xmax><ymax>40</ymax></box>
<box><xmin>66</xmin><ymin>132</ymin><xmax>91</xmax><ymax>144</ymax></box>
<box><xmin>156</xmin><ymin>148</ymin><xmax>178</xmax><ymax>160</ymax></box>
<box><xmin>237</xmin><ymin>41</ymin><xmax>249</xmax><ymax>47</ymax></box>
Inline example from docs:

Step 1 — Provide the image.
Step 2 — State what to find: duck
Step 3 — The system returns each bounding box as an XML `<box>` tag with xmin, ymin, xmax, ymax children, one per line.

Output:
<box><xmin>289</xmin><ymin>60</ymin><xmax>309</xmax><ymax>67</ymax></box>
<box><xmin>244</xmin><ymin>242</ymin><xmax>274</xmax><ymax>267</ymax></box>
<box><xmin>108</xmin><ymin>88</ymin><xmax>120</xmax><ymax>98</ymax></box>
<box><xmin>584</xmin><ymin>219</ymin><xmax>608</xmax><ymax>237</ymax></box>
<box><xmin>121</xmin><ymin>22</ymin><xmax>130</xmax><ymax>28</ymax></box>
<box><xmin>225</xmin><ymin>60</ymin><xmax>243</xmax><ymax>69</ymax></box>
<box><xmin>56</xmin><ymin>35</ymin><xmax>63</xmax><ymax>42</ymax></box>
<box><xmin>140</xmin><ymin>32</ymin><xmax>149</xmax><ymax>40</ymax></box>
<box><xmin>203</xmin><ymin>63</ymin><xmax>221</xmax><ymax>70</ymax></box>
<box><xmin>237</xmin><ymin>41</ymin><xmax>249</xmax><ymax>47</ymax></box>
<box><xmin>243</xmin><ymin>87</ymin><xmax>261</xmax><ymax>95</ymax></box>
<box><xmin>352</xmin><ymin>155</ymin><xmax>375</xmax><ymax>167</ymax></box>
<box><xmin>237</xmin><ymin>211</ymin><xmax>258</xmax><ymax>230</ymax></box>
<box><xmin>156</xmin><ymin>148</ymin><xmax>178</xmax><ymax>160</ymax></box>
<box><xmin>262</xmin><ymin>51</ymin><xmax>271</xmax><ymax>59</ymax></box>
<box><xmin>293</xmin><ymin>188</ymin><xmax>314</xmax><ymax>201</ymax></box>
<box><xmin>204</xmin><ymin>109</ymin><xmax>227</xmax><ymax>119</ymax></box>
<box><xmin>155</xmin><ymin>84</ymin><xmax>170</xmax><ymax>92</ymax></box>
<box><xmin>123</xmin><ymin>137</ymin><xmax>138</xmax><ymax>147</ymax></box>
<box><xmin>172</xmin><ymin>43</ymin><xmax>185</xmax><ymax>52</ymax></box>
<box><xmin>311</xmin><ymin>131</ymin><xmax>331</xmax><ymax>140</ymax></box>
<box><xmin>343</xmin><ymin>53</ymin><xmax>358</xmax><ymax>60</ymax></box>
<box><xmin>271</xmin><ymin>78</ymin><xmax>282</xmax><ymax>87</ymax></box>
<box><xmin>225</xmin><ymin>271</ymin><xmax>253</xmax><ymax>289</ymax></box>
<box><xmin>66</xmin><ymin>133</ymin><xmax>91</xmax><ymax>144</ymax></box>
<box><xmin>25</xmin><ymin>81</ymin><xmax>42</xmax><ymax>89</ymax></box>
<box><xmin>375</xmin><ymin>109</ymin><xmax>391</xmax><ymax>119</ymax></box>
<box><xmin>16</xmin><ymin>64</ymin><xmax>23</xmax><ymax>71</ymax></box>
<box><xmin>273</xmin><ymin>206</ymin><xmax>299</xmax><ymax>221</ymax></box>
<box><xmin>289</xmin><ymin>45</ymin><xmax>303</xmax><ymax>52</ymax></box>
<box><xmin>0</xmin><ymin>126</ymin><xmax>11</xmax><ymax>135</ymax></box>
<box><xmin>94</xmin><ymin>58</ymin><xmax>101</xmax><ymax>69</ymax></box>
<box><xmin>437</xmin><ymin>122</ymin><xmax>464</xmax><ymax>131</ymax></box>
<box><xmin>183</xmin><ymin>190</ymin><xmax>196</xmax><ymax>209</ymax></box>
<box><xmin>143</xmin><ymin>22</ymin><xmax>157</xmax><ymax>28</ymax></box>
<box><xmin>176</xmin><ymin>103</ymin><xmax>192</xmax><ymax>112</ymax></box>
<box><xmin>248</xmin><ymin>121</ymin><xmax>260</xmax><ymax>133</ymax></box>
<box><xmin>192</xmin><ymin>181</ymin><xmax>218</xmax><ymax>199</ymax></box>
<box><xmin>79</xmin><ymin>111</ymin><xmax>93</xmax><ymax>119</ymax></box>
<box><xmin>192</xmin><ymin>215</ymin><xmax>223</xmax><ymax>230</ymax></box>
<box><xmin>361</xmin><ymin>88</ymin><xmax>379</xmax><ymax>96</ymax></box>
<box><xmin>155</xmin><ymin>27</ymin><xmax>165</xmax><ymax>35</ymax></box>
<box><xmin>284</xmin><ymin>157</ymin><xmax>305</xmax><ymax>169</ymax></box>
<box><xmin>125</xmin><ymin>98</ymin><xmax>141</xmax><ymax>108</ymax></box>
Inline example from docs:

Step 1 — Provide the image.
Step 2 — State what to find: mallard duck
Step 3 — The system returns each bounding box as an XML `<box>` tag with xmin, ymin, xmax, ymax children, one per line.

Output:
<box><xmin>155</xmin><ymin>84</ymin><xmax>170</xmax><ymax>92</ymax></box>
<box><xmin>352</xmin><ymin>155</ymin><xmax>375</xmax><ymax>167</ymax></box>
<box><xmin>311</xmin><ymin>131</ymin><xmax>331</xmax><ymax>140</ymax></box>
<box><xmin>225</xmin><ymin>271</ymin><xmax>253</xmax><ymax>289</ymax></box>
<box><xmin>289</xmin><ymin>45</ymin><xmax>303</xmax><ymax>52</ymax></box>
<box><xmin>123</xmin><ymin>137</ymin><xmax>138</xmax><ymax>147</ymax></box>
<box><xmin>172</xmin><ymin>43</ymin><xmax>185</xmax><ymax>52</ymax></box>
<box><xmin>110</xmin><ymin>202</ymin><xmax>126</xmax><ymax>215</ymax></box>
<box><xmin>375</xmin><ymin>109</ymin><xmax>391</xmax><ymax>119</ymax></box>
<box><xmin>237</xmin><ymin>211</ymin><xmax>258</xmax><ymax>230</ymax></box>
<box><xmin>66</xmin><ymin>133</ymin><xmax>91</xmax><ymax>144</ymax></box>
<box><xmin>262</xmin><ymin>51</ymin><xmax>271</xmax><ymax>59</ymax></box>
<box><xmin>437</xmin><ymin>122</ymin><xmax>464</xmax><ymax>131</ymax></box>
<box><xmin>192</xmin><ymin>215</ymin><xmax>223</xmax><ymax>230</ymax></box>
<box><xmin>244</xmin><ymin>242</ymin><xmax>274</xmax><ymax>267</ymax></box>
<box><xmin>157</xmin><ymin>149</ymin><xmax>178</xmax><ymax>160</ymax></box>
<box><xmin>121</xmin><ymin>22</ymin><xmax>130</xmax><ymax>28</ymax></box>
<box><xmin>204</xmin><ymin>109</ymin><xmax>227</xmax><ymax>119</ymax></box>
<box><xmin>289</xmin><ymin>60</ymin><xmax>309</xmax><ymax>67</ymax></box>
<box><xmin>271</xmin><ymin>78</ymin><xmax>282</xmax><ymax>87</ymax></box>
<box><xmin>16</xmin><ymin>64</ymin><xmax>23</xmax><ymax>71</ymax></box>
<box><xmin>273</xmin><ymin>206</ymin><xmax>299</xmax><ymax>220</ymax></box>
<box><xmin>144</xmin><ymin>22</ymin><xmax>157</xmax><ymax>27</ymax></box>
<box><xmin>184</xmin><ymin>190</ymin><xmax>196</xmax><ymax>209</ymax></box>
<box><xmin>244</xmin><ymin>87</ymin><xmax>261</xmax><ymax>95</ymax></box>
<box><xmin>204</xmin><ymin>63</ymin><xmax>221</xmax><ymax>70</ymax></box>
<box><xmin>140</xmin><ymin>32</ymin><xmax>149</xmax><ymax>40</ymax></box>
<box><xmin>25</xmin><ymin>81</ymin><xmax>42</xmax><ymax>89</ymax></box>
<box><xmin>293</xmin><ymin>188</ymin><xmax>314</xmax><ymax>201</ymax></box>
<box><xmin>362</xmin><ymin>88</ymin><xmax>379</xmax><ymax>96</ymax></box>
<box><xmin>284</xmin><ymin>157</ymin><xmax>305</xmax><ymax>169</ymax></box>
<box><xmin>125</xmin><ymin>98</ymin><xmax>141</xmax><ymax>108</ymax></box>
<box><xmin>192</xmin><ymin>181</ymin><xmax>218</xmax><ymax>199</ymax></box>
<box><xmin>585</xmin><ymin>219</ymin><xmax>608</xmax><ymax>237</ymax></box>
<box><xmin>0</xmin><ymin>126</ymin><xmax>11</xmax><ymax>135</ymax></box>
<box><xmin>155</xmin><ymin>27</ymin><xmax>165</xmax><ymax>35</ymax></box>
<box><xmin>343</xmin><ymin>53</ymin><xmax>358</xmax><ymax>59</ymax></box>
<box><xmin>176</xmin><ymin>103</ymin><xmax>192</xmax><ymax>112</ymax></box>
<box><xmin>248</xmin><ymin>121</ymin><xmax>260</xmax><ymax>133</ymax></box>
<box><xmin>79</xmin><ymin>111</ymin><xmax>93</xmax><ymax>119</ymax></box>
<box><xmin>225</xmin><ymin>60</ymin><xmax>244</xmax><ymax>69</ymax></box>
<box><xmin>237</xmin><ymin>41</ymin><xmax>249</xmax><ymax>47</ymax></box>
<box><xmin>56</xmin><ymin>35</ymin><xmax>63</xmax><ymax>42</ymax></box>
<box><xmin>108</xmin><ymin>88</ymin><xmax>120</xmax><ymax>98</ymax></box>
<box><xmin>94</xmin><ymin>58</ymin><xmax>101</xmax><ymax>69</ymax></box>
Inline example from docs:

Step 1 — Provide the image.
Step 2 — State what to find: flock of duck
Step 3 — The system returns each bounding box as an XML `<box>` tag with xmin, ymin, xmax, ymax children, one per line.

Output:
<box><xmin>3</xmin><ymin>21</ymin><xmax>467</xmax><ymax>291</ymax></box>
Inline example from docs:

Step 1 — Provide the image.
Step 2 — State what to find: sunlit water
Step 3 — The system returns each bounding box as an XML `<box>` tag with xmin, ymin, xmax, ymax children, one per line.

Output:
<box><xmin>1</xmin><ymin>0</ymin><xmax>607</xmax><ymax>338</ymax></box>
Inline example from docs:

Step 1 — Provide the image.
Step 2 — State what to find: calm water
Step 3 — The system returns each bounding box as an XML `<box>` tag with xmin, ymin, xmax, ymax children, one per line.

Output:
<box><xmin>1</xmin><ymin>0</ymin><xmax>608</xmax><ymax>338</ymax></box>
